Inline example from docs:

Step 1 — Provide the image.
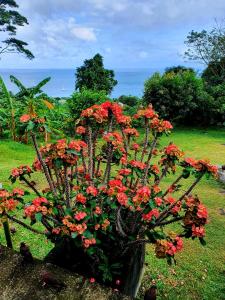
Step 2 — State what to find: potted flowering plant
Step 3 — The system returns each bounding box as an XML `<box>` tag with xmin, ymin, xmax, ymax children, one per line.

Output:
<box><xmin>0</xmin><ymin>102</ymin><xmax>217</xmax><ymax>298</ymax></box>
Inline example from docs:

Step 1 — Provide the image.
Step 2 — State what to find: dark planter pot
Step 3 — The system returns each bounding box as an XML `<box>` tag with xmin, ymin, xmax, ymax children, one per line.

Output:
<box><xmin>44</xmin><ymin>238</ymin><xmax>145</xmax><ymax>299</ymax></box>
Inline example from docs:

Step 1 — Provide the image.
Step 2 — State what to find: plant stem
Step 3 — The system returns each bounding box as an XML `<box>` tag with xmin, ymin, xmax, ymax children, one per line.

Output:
<box><xmin>21</xmin><ymin>176</ymin><xmax>41</xmax><ymax>197</ymax></box>
<box><xmin>31</xmin><ymin>133</ymin><xmax>57</xmax><ymax>197</ymax></box>
<box><xmin>141</xmin><ymin>119</ymin><xmax>150</xmax><ymax>162</ymax></box>
<box><xmin>143</xmin><ymin>136</ymin><xmax>158</xmax><ymax>185</ymax></box>
<box><xmin>2</xmin><ymin>212</ymin><xmax>13</xmax><ymax>248</ymax></box>
<box><xmin>6</xmin><ymin>213</ymin><xmax>45</xmax><ymax>235</ymax></box>
<box><xmin>153</xmin><ymin>173</ymin><xmax>205</xmax><ymax>227</ymax></box>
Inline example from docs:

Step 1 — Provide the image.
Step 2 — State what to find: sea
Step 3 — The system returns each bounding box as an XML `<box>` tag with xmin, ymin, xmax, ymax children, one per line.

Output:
<box><xmin>0</xmin><ymin>68</ymin><xmax>162</xmax><ymax>99</ymax></box>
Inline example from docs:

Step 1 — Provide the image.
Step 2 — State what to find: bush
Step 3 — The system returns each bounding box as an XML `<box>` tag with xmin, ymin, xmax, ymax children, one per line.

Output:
<box><xmin>1</xmin><ymin>102</ymin><xmax>217</xmax><ymax>297</ymax></box>
<box><xmin>143</xmin><ymin>71</ymin><xmax>212</xmax><ymax>125</ymax></box>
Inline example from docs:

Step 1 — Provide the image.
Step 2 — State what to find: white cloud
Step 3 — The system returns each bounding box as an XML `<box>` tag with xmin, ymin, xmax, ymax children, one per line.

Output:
<box><xmin>70</xmin><ymin>27</ymin><xmax>96</xmax><ymax>41</ymax></box>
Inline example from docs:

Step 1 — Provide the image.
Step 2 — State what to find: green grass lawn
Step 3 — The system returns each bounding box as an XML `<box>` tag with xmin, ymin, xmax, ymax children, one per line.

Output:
<box><xmin>0</xmin><ymin>127</ymin><xmax>225</xmax><ymax>299</ymax></box>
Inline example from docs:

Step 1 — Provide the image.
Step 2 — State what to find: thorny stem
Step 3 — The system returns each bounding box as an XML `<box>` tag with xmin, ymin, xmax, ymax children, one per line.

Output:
<box><xmin>87</xmin><ymin>124</ymin><xmax>94</xmax><ymax>182</ymax></box>
<box><xmin>143</xmin><ymin>136</ymin><xmax>158</xmax><ymax>185</ymax></box>
<box><xmin>6</xmin><ymin>213</ymin><xmax>45</xmax><ymax>235</ymax></box>
<box><xmin>162</xmin><ymin>174</ymin><xmax>183</xmax><ymax>198</ymax></box>
<box><xmin>64</xmin><ymin>166</ymin><xmax>71</xmax><ymax>209</ymax></box>
<box><xmin>21</xmin><ymin>176</ymin><xmax>41</xmax><ymax>197</ymax></box>
<box><xmin>141</xmin><ymin>119</ymin><xmax>150</xmax><ymax>162</ymax></box>
<box><xmin>153</xmin><ymin>173</ymin><xmax>205</xmax><ymax>228</ymax></box>
<box><xmin>31</xmin><ymin>133</ymin><xmax>57</xmax><ymax>197</ymax></box>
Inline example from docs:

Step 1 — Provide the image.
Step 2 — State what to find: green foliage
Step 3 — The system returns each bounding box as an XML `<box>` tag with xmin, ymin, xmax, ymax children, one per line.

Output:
<box><xmin>75</xmin><ymin>53</ymin><xmax>117</xmax><ymax>94</ymax></box>
<box><xmin>117</xmin><ymin>95</ymin><xmax>140</xmax><ymax>107</ymax></box>
<box><xmin>0</xmin><ymin>0</ymin><xmax>34</xmax><ymax>59</ymax></box>
<box><xmin>165</xmin><ymin>65</ymin><xmax>195</xmax><ymax>75</ymax></box>
<box><xmin>143</xmin><ymin>71</ymin><xmax>211</xmax><ymax>125</ymax></box>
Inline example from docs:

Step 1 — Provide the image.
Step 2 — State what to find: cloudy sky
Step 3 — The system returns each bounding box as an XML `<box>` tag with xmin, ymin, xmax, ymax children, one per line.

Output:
<box><xmin>1</xmin><ymin>0</ymin><xmax>225</xmax><ymax>69</ymax></box>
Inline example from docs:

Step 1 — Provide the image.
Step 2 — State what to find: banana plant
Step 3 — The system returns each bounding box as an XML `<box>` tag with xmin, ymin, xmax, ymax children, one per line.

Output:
<box><xmin>0</xmin><ymin>76</ymin><xmax>16</xmax><ymax>140</ymax></box>
<box><xmin>10</xmin><ymin>75</ymin><xmax>54</xmax><ymax>116</ymax></box>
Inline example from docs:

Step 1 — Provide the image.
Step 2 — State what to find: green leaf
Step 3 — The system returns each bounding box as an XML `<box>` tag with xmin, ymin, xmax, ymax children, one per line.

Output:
<box><xmin>71</xmin><ymin>232</ymin><xmax>78</xmax><ymax>239</ymax></box>
<box><xmin>35</xmin><ymin>212</ymin><xmax>42</xmax><ymax>222</ymax></box>
<box><xmin>199</xmin><ymin>237</ymin><xmax>207</xmax><ymax>246</ymax></box>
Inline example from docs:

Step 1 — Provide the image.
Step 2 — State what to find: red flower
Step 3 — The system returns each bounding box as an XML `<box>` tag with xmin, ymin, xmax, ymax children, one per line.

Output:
<box><xmin>119</xmin><ymin>168</ymin><xmax>131</xmax><ymax>176</ymax></box>
<box><xmin>13</xmin><ymin>188</ymin><xmax>24</xmax><ymax>196</ymax></box>
<box><xmin>74</xmin><ymin>211</ymin><xmax>87</xmax><ymax>221</ymax></box>
<box><xmin>76</xmin><ymin>126</ymin><xmax>86</xmax><ymax>134</ymax></box>
<box><xmin>86</xmin><ymin>186</ymin><xmax>98</xmax><ymax>196</ymax></box>
<box><xmin>130</xmin><ymin>160</ymin><xmax>146</xmax><ymax>170</ymax></box>
<box><xmin>76</xmin><ymin>193</ymin><xmax>86</xmax><ymax>204</ymax></box>
<box><xmin>90</xmin><ymin>278</ymin><xmax>95</xmax><ymax>283</ymax></box>
<box><xmin>116</xmin><ymin>192</ymin><xmax>128</xmax><ymax>206</ymax></box>
<box><xmin>32</xmin><ymin>197</ymin><xmax>48</xmax><ymax>206</ymax></box>
<box><xmin>131</xmin><ymin>143</ymin><xmax>140</xmax><ymax>151</ymax></box>
<box><xmin>20</xmin><ymin>114</ymin><xmax>30</xmax><ymax>123</ymax></box>
<box><xmin>154</xmin><ymin>197</ymin><xmax>162</xmax><ymax>206</ymax></box>
<box><xmin>197</xmin><ymin>204</ymin><xmax>208</xmax><ymax>219</ymax></box>
<box><xmin>123</xmin><ymin>128</ymin><xmax>139</xmax><ymax>137</ymax></box>
<box><xmin>142</xmin><ymin>208</ymin><xmax>159</xmax><ymax>222</ymax></box>
<box><xmin>192</xmin><ymin>225</ymin><xmax>205</xmax><ymax>237</ymax></box>
<box><xmin>109</xmin><ymin>179</ymin><xmax>123</xmax><ymax>187</ymax></box>
<box><xmin>94</xmin><ymin>206</ymin><xmax>102</xmax><ymax>215</ymax></box>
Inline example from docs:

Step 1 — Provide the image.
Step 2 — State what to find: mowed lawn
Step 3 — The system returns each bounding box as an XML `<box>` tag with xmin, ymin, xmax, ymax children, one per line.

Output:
<box><xmin>0</xmin><ymin>127</ymin><xmax>225</xmax><ymax>300</ymax></box>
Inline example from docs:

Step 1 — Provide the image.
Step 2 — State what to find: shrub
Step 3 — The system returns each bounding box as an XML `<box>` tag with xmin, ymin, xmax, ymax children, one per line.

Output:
<box><xmin>143</xmin><ymin>71</ymin><xmax>211</xmax><ymax>125</ymax></box>
<box><xmin>0</xmin><ymin>102</ymin><xmax>217</xmax><ymax>297</ymax></box>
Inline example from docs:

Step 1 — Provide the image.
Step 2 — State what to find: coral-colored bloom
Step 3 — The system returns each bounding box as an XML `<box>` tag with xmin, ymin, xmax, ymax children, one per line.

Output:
<box><xmin>13</xmin><ymin>188</ymin><xmax>24</xmax><ymax>196</ymax></box>
<box><xmin>76</xmin><ymin>193</ymin><xmax>86</xmax><ymax>204</ymax></box>
<box><xmin>197</xmin><ymin>204</ymin><xmax>208</xmax><ymax>219</ymax></box>
<box><xmin>117</xmin><ymin>192</ymin><xmax>128</xmax><ymax>206</ymax></box>
<box><xmin>142</xmin><ymin>208</ymin><xmax>159</xmax><ymax>222</ymax></box>
<box><xmin>86</xmin><ymin>186</ymin><xmax>98</xmax><ymax>196</ymax></box>
<box><xmin>119</xmin><ymin>168</ymin><xmax>131</xmax><ymax>176</ymax></box>
<box><xmin>20</xmin><ymin>114</ymin><xmax>30</xmax><ymax>123</ymax></box>
<box><xmin>74</xmin><ymin>211</ymin><xmax>87</xmax><ymax>221</ymax></box>
<box><xmin>154</xmin><ymin>197</ymin><xmax>163</xmax><ymax>206</ymax></box>
<box><xmin>192</xmin><ymin>225</ymin><xmax>205</xmax><ymax>237</ymax></box>
<box><xmin>76</xmin><ymin>126</ymin><xmax>86</xmax><ymax>134</ymax></box>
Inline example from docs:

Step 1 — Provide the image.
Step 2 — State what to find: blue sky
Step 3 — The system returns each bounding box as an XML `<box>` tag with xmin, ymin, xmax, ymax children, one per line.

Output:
<box><xmin>1</xmin><ymin>0</ymin><xmax>225</xmax><ymax>70</ymax></box>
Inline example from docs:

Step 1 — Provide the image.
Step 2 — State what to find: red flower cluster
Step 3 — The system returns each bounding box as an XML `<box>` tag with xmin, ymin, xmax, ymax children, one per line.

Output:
<box><xmin>0</xmin><ymin>189</ymin><xmax>19</xmax><ymax>214</ymax></box>
<box><xmin>150</xmin><ymin>118</ymin><xmax>173</xmax><ymax>133</ymax></box>
<box><xmin>133</xmin><ymin>186</ymin><xmax>151</xmax><ymax>205</ymax></box>
<box><xmin>134</xmin><ymin>106</ymin><xmax>158</xmax><ymax>120</ymax></box>
<box><xmin>123</xmin><ymin>128</ymin><xmax>139</xmax><ymax>137</ymax></box>
<box><xmin>24</xmin><ymin>197</ymin><xmax>50</xmax><ymax>217</ymax></box>
<box><xmin>183</xmin><ymin>158</ymin><xmax>218</xmax><ymax>176</ymax></box>
<box><xmin>20</xmin><ymin>114</ymin><xmax>45</xmax><ymax>124</ymax></box>
<box><xmin>183</xmin><ymin>196</ymin><xmax>208</xmax><ymax>237</ymax></box>
<box><xmin>11</xmin><ymin>165</ymin><xmax>32</xmax><ymax>179</ymax></box>
<box><xmin>38</xmin><ymin>139</ymin><xmax>87</xmax><ymax>166</ymax></box>
<box><xmin>155</xmin><ymin>236</ymin><xmax>183</xmax><ymax>258</ymax></box>
<box><xmin>142</xmin><ymin>208</ymin><xmax>159</xmax><ymax>222</ymax></box>
<box><xmin>103</xmin><ymin>132</ymin><xmax>123</xmax><ymax>148</ymax></box>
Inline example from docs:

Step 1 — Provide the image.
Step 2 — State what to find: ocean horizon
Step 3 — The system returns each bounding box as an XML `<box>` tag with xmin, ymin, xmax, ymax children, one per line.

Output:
<box><xmin>0</xmin><ymin>68</ymin><xmax>163</xmax><ymax>98</ymax></box>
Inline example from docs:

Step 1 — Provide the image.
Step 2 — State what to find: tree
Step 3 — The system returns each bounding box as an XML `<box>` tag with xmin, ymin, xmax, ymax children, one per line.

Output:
<box><xmin>0</xmin><ymin>0</ymin><xmax>34</xmax><ymax>59</ymax></box>
<box><xmin>184</xmin><ymin>22</ymin><xmax>225</xmax><ymax>81</ymax></box>
<box><xmin>165</xmin><ymin>65</ymin><xmax>195</xmax><ymax>75</ymax></box>
<box><xmin>143</xmin><ymin>71</ymin><xmax>212</xmax><ymax>125</ymax></box>
<box><xmin>75</xmin><ymin>54</ymin><xmax>117</xmax><ymax>94</ymax></box>
<box><xmin>202</xmin><ymin>58</ymin><xmax>225</xmax><ymax>86</ymax></box>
